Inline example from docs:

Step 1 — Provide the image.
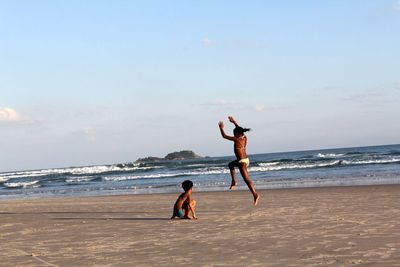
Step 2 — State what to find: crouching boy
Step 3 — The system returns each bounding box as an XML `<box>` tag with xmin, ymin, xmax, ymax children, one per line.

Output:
<box><xmin>171</xmin><ymin>180</ymin><xmax>197</xmax><ymax>220</ymax></box>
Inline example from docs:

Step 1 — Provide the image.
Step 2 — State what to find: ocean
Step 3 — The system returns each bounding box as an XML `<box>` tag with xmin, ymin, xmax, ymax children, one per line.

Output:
<box><xmin>1</xmin><ymin>144</ymin><xmax>400</xmax><ymax>199</ymax></box>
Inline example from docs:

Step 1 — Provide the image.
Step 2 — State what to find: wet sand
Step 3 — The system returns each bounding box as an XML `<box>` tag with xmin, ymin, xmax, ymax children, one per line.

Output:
<box><xmin>1</xmin><ymin>185</ymin><xmax>400</xmax><ymax>266</ymax></box>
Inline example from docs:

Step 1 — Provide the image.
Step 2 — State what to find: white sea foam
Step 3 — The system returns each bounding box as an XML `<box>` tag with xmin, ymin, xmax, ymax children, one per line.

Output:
<box><xmin>258</xmin><ymin>162</ymin><xmax>280</xmax><ymax>167</ymax></box>
<box><xmin>254</xmin><ymin>156</ymin><xmax>400</xmax><ymax>172</ymax></box>
<box><xmin>4</xmin><ymin>180</ymin><xmax>40</xmax><ymax>188</ymax></box>
<box><xmin>65</xmin><ymin>176</ymin><xmax>96</xmax><ymax>183</ymax></box>
<box><xmin>0</xmin><ymin>164</ymin><xmax>158</xmax><ymax>181</ymax></box>
<box><xmin>103</xmin><ymin>173</ymin><xmax>184</xmax><ymax>181</ymax></box>
<box><xmin>105</xmin><ymin>161</ymin><xmax>352</xmax><ymax>180</ymax></box>
<box><xmin>62</xmin><ymin>165</ymin><xmax>156</xmax><ymax>175</ymax></box>
<box><xmin>342</xmin><ymin>158</ymin><xmax>400</xmax><ymax>165</ymax></box>
<box><xmin>254</xmin><ymin>176</ymin><xmax>400</xmax><ymax>190</ymax></box>
<box><xmin>103</xmin><ymin>168</ymin><xmax>230</xmax><ymax>181</ymax></box>
<box><xmin>102</xmin><ymin>157</ymin><xmax>400</xmax><ymax>180</ymax></box>
<box><xmin>0</xmin><ymin>177</ymin><xmax>10</xmax><ymax>183</ymax></box>
<box><xmin>251</xmin><ymin>160</ymin><xmax>341</xmax><ymax>172</ymax></box>
<box><xmin>0</xmin><ymin>172</ymin><xmax>49</xmax><ymax>181</ymax></box>
<box><xmin>317</xmin><ymin>153</ymin><xmax>345</xmax><ymax>158</ymax></box>
<box><xmin>184</xmin><ymin>164</ymin><xmax>209</xmax><ymax>168</ymax></box>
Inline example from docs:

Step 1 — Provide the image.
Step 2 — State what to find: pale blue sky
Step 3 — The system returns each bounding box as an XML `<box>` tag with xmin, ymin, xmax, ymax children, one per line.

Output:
<box><xmin>1</xmin><ymin>0</ymin><xmax>400</xmax><ymax>172</ymax></box>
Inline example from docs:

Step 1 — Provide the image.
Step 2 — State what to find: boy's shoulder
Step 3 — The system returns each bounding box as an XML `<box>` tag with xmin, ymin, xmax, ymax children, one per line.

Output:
<box><xmin>179</xmin><ymin>191</ymin><xmax>191</xmax><ymax>199</ymax></box>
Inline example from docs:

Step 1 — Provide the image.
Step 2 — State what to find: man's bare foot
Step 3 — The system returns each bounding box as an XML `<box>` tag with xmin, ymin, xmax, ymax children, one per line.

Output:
<box><xmin>254</xmin><ymin>194</ymin><xmax>260</xmax><ymax>206</ymax></box>
<box><xmin>229</xmin><ymin>181</ymin><xmax>237</xmax><ymax>190</ymax></box>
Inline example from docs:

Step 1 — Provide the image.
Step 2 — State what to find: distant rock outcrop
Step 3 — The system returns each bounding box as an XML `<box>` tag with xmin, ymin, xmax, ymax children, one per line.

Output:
<box><xmin>134</xmin><ymin>156</ymin><xmax>164</xmax><ymax>163</ymax></box>
<box><xmin>135</xmin><ymin>150</ymin><xmax>203</xmax><ymax>163</ymax></box>
<box><xmin>164</xmin><ymin>150</ymin><xmax>203</xmax><ymax>161</ymax></box>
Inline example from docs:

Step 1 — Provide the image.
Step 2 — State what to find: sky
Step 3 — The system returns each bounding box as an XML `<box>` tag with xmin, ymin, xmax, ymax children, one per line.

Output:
<box><xmin>1</xmin><ymin>0</ymin><xmax>400</xmax><ymax>172</ymax></box>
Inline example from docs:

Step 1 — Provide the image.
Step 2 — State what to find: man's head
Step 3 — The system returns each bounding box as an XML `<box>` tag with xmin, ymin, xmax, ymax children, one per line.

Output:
<box><xmin>182</xmin><ymin>180</ymin><xmax>193</xmax><ymax>192</ymax></box>
<box><xmin>233</xmin><ymin>126</ymin><xmax>251</xmax><ymax>137</ymax></box>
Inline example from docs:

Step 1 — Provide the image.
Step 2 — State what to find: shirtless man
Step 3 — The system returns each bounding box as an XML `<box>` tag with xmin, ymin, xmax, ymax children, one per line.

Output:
<box><xmin>218</xmin><ymin>116</ymin><xmax>260</xmax><ymax>205</ymax></box>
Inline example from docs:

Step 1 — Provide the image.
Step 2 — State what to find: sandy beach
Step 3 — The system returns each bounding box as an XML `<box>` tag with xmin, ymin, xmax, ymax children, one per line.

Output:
<box><xmin>1</xmin><ymin>185</ymin><xmax>399</xmax><ymax>266</ymax></box>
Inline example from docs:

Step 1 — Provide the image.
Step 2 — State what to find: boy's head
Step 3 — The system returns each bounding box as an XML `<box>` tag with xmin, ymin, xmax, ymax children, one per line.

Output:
<box><xmin>233</xmin><ymin>126</ymin><xmax>251</xmax><ymax>137</ymax></box>
<box><xmin>182</xmin><ymin>180</ymin><xmax>193</xmax><ymax>192</ymax></box>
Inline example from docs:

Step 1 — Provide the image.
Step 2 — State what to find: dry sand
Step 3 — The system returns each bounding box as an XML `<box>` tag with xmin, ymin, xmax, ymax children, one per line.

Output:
<box><xmin>1</xmin><ymin>185</ymin><xmax>400</xmax><ymax>266</ymax></box>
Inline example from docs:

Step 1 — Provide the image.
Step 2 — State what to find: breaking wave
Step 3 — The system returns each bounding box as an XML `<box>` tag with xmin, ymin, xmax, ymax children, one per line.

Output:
<box><xmin>4</xmin><ymin>180</ymin><xmax>40</xmax><ymax>188</ymax></box>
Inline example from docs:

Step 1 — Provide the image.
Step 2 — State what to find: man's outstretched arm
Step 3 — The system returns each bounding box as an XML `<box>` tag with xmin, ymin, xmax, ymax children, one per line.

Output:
<box><xmin>228</xmin><ymin>116</ymin><xmax>240</xmax><ymax>127</ymax></box>
<box><xmin>219</xmin><ymin>121</ymin><xmax>235</xmax><ymax>141</ymax></box>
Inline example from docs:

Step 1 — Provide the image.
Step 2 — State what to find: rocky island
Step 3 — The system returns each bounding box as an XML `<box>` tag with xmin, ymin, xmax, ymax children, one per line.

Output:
<box><xmin>135</xmin><ymin>150</ymin><xmax>203</xmax><ymax>163</ymax></box>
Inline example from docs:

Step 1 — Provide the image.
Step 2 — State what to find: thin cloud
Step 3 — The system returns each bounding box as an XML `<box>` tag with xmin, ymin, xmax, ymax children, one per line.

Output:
<box><xmin>83</xmin><ymin>127</ymin><xmax>96</xmax><ymax>136</ymax></box>
<box><xmin>73</xmin><ymin>127</ymin><xmax>97</xmax><ymax>141</ymax></box>
<box><xmin>201</xmin><ymin>38</ymin><xmax>213</xmax><ymax>47</ymax></box>
<box><xmin>200</xmin><ymin>37</ymin><xmax>268</xmax><ymax>49</ymax></box>
<box><xmin>203</xmin><ymin>99</ymin><xmax>240</xmax><ymax>107</ymax></box>
<box><xmin>395</xmin><ymin>0</ymin><xmax>400</xmax><ymax>10</ymax></box>
<box><xmin>83</xmin><ymin>127</ymin><xmax>97</xmax><ymax>141</ymax></box>
<box><xmin>341</xmin><ymin>91</ymin><xmax>390</xmax><ymax>105</ymax></box>
<box><xmin>322</xmin><ymin>86</ymin><xmax>340</xmax><ymax>91</ymax></box>
<box><xmin>253</xmin><ymin>105</ymin><xmax>266</xmax><ymax>112</ymax></box>
<box><xmin>0</xmin><ymin>107</ymin><xmax>21</xmax><ymax>122</ymax></box>
<box><xmin>254</xmin><ymin>105</ymin><xmax>289</xmax><ymax>113</ymax></box>
<box><xmin>203</xmin><ymin>100</ymin><xmax>270</xmax><ymax>113</ymax></box>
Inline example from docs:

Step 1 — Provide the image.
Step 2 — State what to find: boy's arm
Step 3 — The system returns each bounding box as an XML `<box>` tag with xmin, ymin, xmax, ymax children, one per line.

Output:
<box><xmin>188</xmin><ymin>195</ymin><xmax>197</xmax><ymax>219</ymax></box>
<box><xmin>228</xmin><ymin>116</ymin><xmax>240</xmax><ymax>127</ymax></box>
<box><xmin>218</xmin><ymin>121</ymin><xmax>235</xmax><ymax>141</ymax></box>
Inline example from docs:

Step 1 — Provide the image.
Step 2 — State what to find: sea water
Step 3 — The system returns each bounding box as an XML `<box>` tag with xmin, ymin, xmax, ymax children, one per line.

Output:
<box><xmin>1</xmin><ymin>144</ymin><xmax>400</xmax><ymax>199</ymax></box>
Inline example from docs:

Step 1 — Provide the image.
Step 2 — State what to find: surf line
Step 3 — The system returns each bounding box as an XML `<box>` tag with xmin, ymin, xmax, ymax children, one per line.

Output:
<box><xmin>14</xmin><ymin>248</ymin><xmax>59</xmax><ymax>267</ymax></box>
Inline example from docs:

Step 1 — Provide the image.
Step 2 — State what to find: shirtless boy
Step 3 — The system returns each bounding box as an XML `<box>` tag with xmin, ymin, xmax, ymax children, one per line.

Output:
<box><xmin>171</xmin><ymin>180</ymin><xmax>198</xmax><ymax>219</ymax></box>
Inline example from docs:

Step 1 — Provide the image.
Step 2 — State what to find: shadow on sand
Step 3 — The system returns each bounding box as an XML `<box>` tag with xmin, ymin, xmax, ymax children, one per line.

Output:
<box><xmin>0</xmin><ymin>211</ymin><xmax>169</xmax><ymax>221</ymax></box>
<box><xmin>52</xmin><ymin>217</ymin><xmax>170</xmax><ymax>221</ymax></box>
